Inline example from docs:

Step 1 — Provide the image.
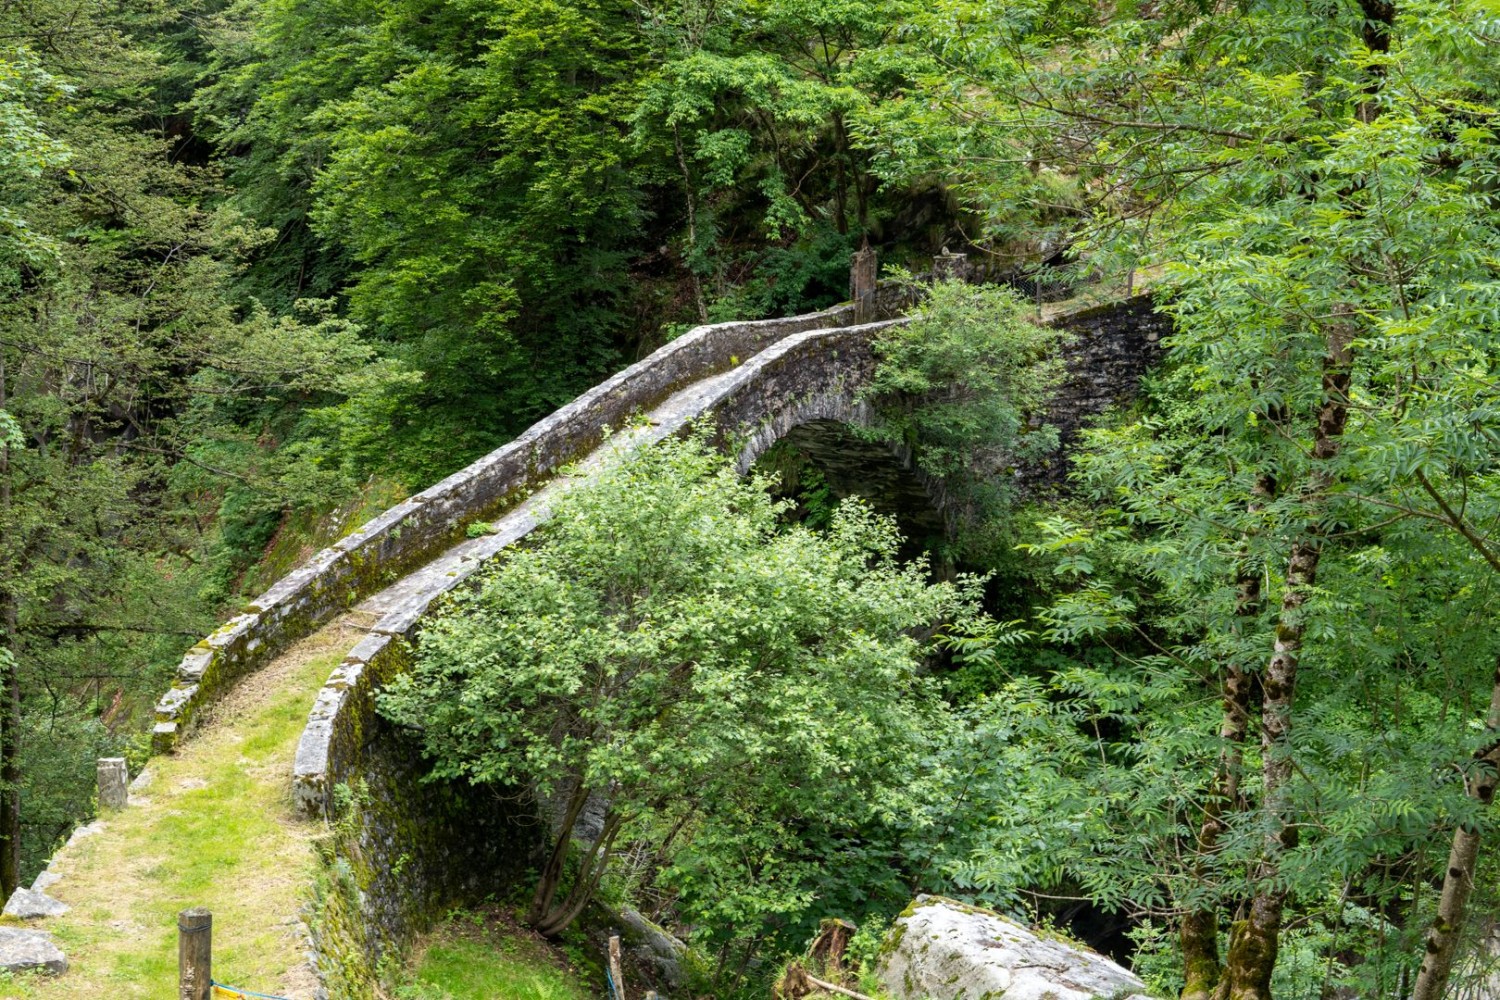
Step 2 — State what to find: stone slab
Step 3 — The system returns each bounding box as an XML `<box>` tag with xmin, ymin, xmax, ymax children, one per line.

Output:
<box><xmin>3</xmin><ymin>887</ymin><xmax>68</xmax><ymax>920</ymax></box>
<box><xmin>0</xmin><ymin>926</ymin><xmax>67</xmax><ymax>974</ymax></box>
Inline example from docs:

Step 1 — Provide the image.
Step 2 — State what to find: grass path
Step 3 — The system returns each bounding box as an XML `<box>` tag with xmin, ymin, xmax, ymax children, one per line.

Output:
<box><xmin>0</xmin><ymin>617</ymin><xmax>363</xmax><ymax>999</ymax></box>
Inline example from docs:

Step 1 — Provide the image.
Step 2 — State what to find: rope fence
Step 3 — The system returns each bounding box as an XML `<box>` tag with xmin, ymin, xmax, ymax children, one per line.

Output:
<box><xmin>211</xmin><ymin>983</ymin><xmax>293</xmax><ymax>1000</ymax></box>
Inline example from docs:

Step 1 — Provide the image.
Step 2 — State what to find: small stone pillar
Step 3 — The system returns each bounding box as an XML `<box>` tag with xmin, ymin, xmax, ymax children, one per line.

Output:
<box><xmin>932</xmin><ymin>248</ymin><xmax>970</xmax><ymax>283</ymax></box>
<box><xmin>178</xmin><ymin>907</ymin><xmax>212</xmax><ymax>1000</ymax></box>
<box><xmin>850</xmin><ymin>245</ymin><xmax>878</xmax><ymax>322</ymax></box>
<box><xmin>97</xmin><ymin>757</ymin><xmax>128</xmax><ymax>811</ymax></box>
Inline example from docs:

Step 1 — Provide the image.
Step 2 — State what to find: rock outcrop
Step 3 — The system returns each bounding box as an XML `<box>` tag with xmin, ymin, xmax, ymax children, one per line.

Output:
<box><xmin>618</xmin><ymin>906</ymin><xmax>689</xmax><ymax>987</ymax></box>
<box><xmin>877</xmin><ymin>896</ymin><xmax>1153</xmax><ymax>1000</ymax></box>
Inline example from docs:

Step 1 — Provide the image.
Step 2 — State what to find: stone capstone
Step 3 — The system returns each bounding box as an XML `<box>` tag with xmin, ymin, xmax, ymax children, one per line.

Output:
<box><xmin>64</xmin><ymin>819</ymin><xmax>105</xmax><ymax>850</ymax></box>
<box><xmin>3</xmin><ymin>886</ymin><xmax>69</xmax><ymax>920</ymax></box>
<box><xmin>97</xmin><ymin>757</ymin><xmax>129</xmax><ymax>811</ymax></box>
<box><xmin>0</xmin><ymin>927</ymin><xmax>67</xmax><ymax>974</ymax></box>
<box><xmin>877</xmin><ymin>896</ymin><xmax>1153</xmax><ymax>1000</ymax></box>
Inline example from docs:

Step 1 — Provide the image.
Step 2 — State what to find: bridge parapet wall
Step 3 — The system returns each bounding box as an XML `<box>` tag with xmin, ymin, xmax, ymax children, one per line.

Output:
<box><xmin>151</xmin><ymin>304</ymin><xmax>864</xmax><ymax>754</ymax></box>
<box><xmin>293</xmin><ymin>318</ymin><xmax>901</xmax><ymax>814</ymax></box>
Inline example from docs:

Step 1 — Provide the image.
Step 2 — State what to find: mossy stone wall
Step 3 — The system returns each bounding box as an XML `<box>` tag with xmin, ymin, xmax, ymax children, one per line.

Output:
<box><xmin>308</xmin><ymin>726</ymin><xmax>546</xmax><ymax>999</ymax></box>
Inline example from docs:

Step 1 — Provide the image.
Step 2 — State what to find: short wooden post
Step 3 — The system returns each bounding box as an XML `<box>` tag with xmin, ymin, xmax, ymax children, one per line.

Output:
<box><xmin>608</xmin><ymin>933</ymin><xmax>627</xmax><ymax>1000</ymax></box>
<box><xmin>97</xmin><ymin>757</ymin><xmax>128</xmax><ymax>811</ymax></box>
<box><xmin>178</xmin><ymin>907</ymin><xmax>212</xmax><ymax>1000</ymax></box>
<box><xmin>850</xmin><ymin>245</ymin><xmax>877</xmax><ymax>322</ymax></box>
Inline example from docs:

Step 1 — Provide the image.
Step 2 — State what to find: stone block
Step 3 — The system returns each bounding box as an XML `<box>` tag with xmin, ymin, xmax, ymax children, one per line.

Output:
<box><xmin>3</xmin><ymin>887</ymin><xmax>69</xmax><ymax>920</ymax></box>
<box><xmin>0</xmin><ymin>927</ymin><xmax>66</xmax><ymax>974</ymax></box>
<box><xmin>97</xmin><ymin>757</ymin><xmax>129</xmax><ymax>811</ymax></box>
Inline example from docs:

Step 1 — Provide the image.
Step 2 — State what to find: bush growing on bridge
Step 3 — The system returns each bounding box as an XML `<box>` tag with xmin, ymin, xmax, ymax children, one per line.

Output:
<box><xmin>378</xmin><ymin>433</ymin><xmax>977</xmax><ymax>943</ymax></box>
<box><xmin>857</xmin><ymin>278</ymin><xmax>1069</xmax><ymax>563</ymax></box>
<box><xmin>860</xmin><ymin>278</ymin><xmax>1068</xmax><ymax>483</ymax></box>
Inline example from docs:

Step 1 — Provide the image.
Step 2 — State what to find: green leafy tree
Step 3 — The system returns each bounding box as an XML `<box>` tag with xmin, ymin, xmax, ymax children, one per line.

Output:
<box><xmin>866</xmin><ymin>0</ymin><xmax>1500</xmax><ymax>992</ymax></box>
<box><xmin>858</xmin><ymin>277</ymin><xmax>1067</xmax><ymax>543</ymax></box>
<box><xmin>0</xmin><ymin>0</ymin><xmax>394</xmax><ymax>892</ymax></box>
<box><xmin>380</xmin><ymin>433</ymin><xmax>971</xmax><ymax>940</ymax></box>
<box><xmin>633</xmin><ymin>0</ymin><xmax>922</xmax><ymax>318</ymax></box>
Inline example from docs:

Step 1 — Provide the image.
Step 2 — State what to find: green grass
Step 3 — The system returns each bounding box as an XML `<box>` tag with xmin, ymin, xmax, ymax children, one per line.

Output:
<box><xmin>397</xmin><ymin>925</ymin><xmax>594</xmax><ymax>1000</ymax></box>
<box><xmin>0</xmin><ymin>621</ymin><xmax>357</xmax><ymax>999</ymax></box>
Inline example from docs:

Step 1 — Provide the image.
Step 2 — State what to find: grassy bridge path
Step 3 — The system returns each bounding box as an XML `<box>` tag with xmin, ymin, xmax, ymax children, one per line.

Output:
<box><xmin>0</xmin><ymin>618</ymin><xmax>364</xmax><ymax>999</ymax></box>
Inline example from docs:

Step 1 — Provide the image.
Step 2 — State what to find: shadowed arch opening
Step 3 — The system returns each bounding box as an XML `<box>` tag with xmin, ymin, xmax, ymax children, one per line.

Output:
<box><xmin>751</xmin><ymin>419</ymin><xmax>952</xmax><ymax>568</ymax></box>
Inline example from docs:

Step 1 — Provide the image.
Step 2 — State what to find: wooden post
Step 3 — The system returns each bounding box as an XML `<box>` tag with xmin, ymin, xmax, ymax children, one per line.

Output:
<box><xmin>608</xmin><ymin>933</ymin><xmax>626</xmax><ymax>1000</ymax></box>
<box><xmin>97</xmin><ymin>757</ymin><xmax>128</xmax><ymax>811</ymax></box>
<box><xmin>850</xmin><ymin>245</ymin><xmax>877</xmax><ymax>322</ymax></box>
<box><xmin>178</xmin><ymin>907</ymin><xmax>212</xmax><ymax>1000</ymax></box>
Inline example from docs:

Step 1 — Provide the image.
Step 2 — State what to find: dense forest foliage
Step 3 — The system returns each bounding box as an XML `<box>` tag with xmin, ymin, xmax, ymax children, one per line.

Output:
<box><xmin>2</xmin><ymin>0</ymin><xmax>1500</xmax><ymax>993</ymax></box>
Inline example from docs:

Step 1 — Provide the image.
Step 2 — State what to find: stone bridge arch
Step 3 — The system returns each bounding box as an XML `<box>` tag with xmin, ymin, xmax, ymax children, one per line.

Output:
<box><xmin>138</xmin><ymin>276</ymin><xmax>1168</xmax><ymax>990</ymax></box>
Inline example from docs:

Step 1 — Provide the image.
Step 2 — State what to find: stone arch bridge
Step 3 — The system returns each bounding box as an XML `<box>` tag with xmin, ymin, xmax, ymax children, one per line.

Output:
<box><xmin>134</xmin><ymin>283</ymin><xmax>1166</xmax><ymax>990</ymax></box>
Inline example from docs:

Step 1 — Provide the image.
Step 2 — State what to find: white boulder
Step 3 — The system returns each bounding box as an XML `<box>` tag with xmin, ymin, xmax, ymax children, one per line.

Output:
<box><xmin>877</xmin><ymin>896</ymin><xmax>1153</xmax><ymax>1000</ymax></box>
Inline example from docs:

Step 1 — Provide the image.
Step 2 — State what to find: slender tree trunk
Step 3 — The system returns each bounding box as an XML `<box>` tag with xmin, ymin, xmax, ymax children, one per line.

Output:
<box><xmin>1181</xmin><ymin>575</ymin><xmax>1260</xmax><ymax>999</ymax></box>
<box><xmin>0</xmin><ymin>616</ymin><xmax>16</xmax><ymax>901</ymax></box>
<box><xmin>673</xmin><ymin>125</ymin><xmax>709</xmax><ymax>324</ymax></box>
<box><xmin>528</xmin><ymin>779</ymin><xmax>592</xmax><ymax>927</ymax></box>
<box><xmin>1220</xmin><ymin>319</ymin><xmax>1354</xmax><ymax>1000</ymax></box>
<box><xmin>1411</xmin><ymin>654</ymin><xmax>1500</xmax><ymax>1000</ymax></box>
<box><xmin>0</xmin><ymin>348</ymin><xmax>19</xmax><ymax>899</ymax></box>
<box><xmin>830</xmin><ymin>112</ymin><xmax>850</xmax><ymax>236</ymax></box>
<box><xmin>1183</xmin><ymin>477</ymin><xmax>1273</xmax><ymax>1000</ymax></box>
<box><xmin>536</xmin><ymin>811</ymin><xmax>623</xmax><ymax>936</ymax></box>
<box><xmin>1223</xmin><ymin>5</ymin><xmax>1398</xmax><ymax>994</ymax></box>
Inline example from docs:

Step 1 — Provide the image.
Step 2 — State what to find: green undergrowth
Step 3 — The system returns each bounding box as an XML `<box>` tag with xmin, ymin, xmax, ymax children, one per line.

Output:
<box><xmin>239</xmin><ymin>476</ymin><xmax>408</xmax><ymax>597</ymax></box>
<box><xmin>394</xmin><ymin>911</ymin><xmax>595</xmax><ymax>1000</ymax></box>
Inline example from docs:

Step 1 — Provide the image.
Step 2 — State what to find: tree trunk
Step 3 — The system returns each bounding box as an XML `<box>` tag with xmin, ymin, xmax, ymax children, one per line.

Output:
<box><xmin>528</xmin><ymin>779</ymin><xmax>591</xmax><ymax>927</ymax></box>
<box><xmin>672</xmin><ymin>124</ymin><xmax>709</xmax><ymax>324</ymax></box>
<box><xmin>1182</xmin><ymin>623</ymin><xmax>1256</xmax><ymax>998</ymax></box>
<box><xmin>535</xmin><ymin>811</ymin><xmax>623</xmax><ymax>936</ymax></box>
<box><xmin>1411</xmin><ymin>654</ymin><xmax>1500</xmax><ymax>1000</ymax></box>
<box><xmin>1182</xmin><ymin>481</ymin><xmax>1272</xmax><ymax>1000</ymax></box>
<box><xmin>0</xmin><ymin>348</ymin><xmax>19</xmax><ymax>899</ymax></box>
<box><xmin>0</xmin><ymin>588</ymin><xmax>17</xmax><ymax>901</ymax></box>
<box><xmin>830</xmin><ymin>112</ymin><xmax>851</xmax><ymax>236</ymax></box>
<box><xmin>1219</xmin><ymin>318</ymin><xmax>1354</xmax><ymax>1000</ymax></box>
